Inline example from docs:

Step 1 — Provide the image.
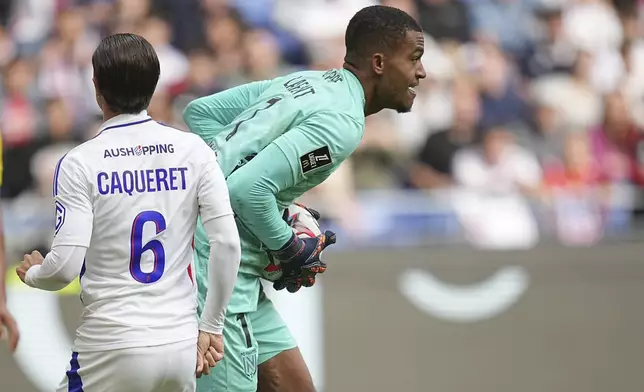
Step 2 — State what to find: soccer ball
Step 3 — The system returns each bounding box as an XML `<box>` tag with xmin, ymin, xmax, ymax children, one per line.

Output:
<box><xmin>261</xmin><ymin>203</ymin><xmax>321</xmax><ymax>282</ymax></box>
<box><xmin>285</xmin><ymin>203</ymin><xmax>322</xmax><ymax>238</ymax></box>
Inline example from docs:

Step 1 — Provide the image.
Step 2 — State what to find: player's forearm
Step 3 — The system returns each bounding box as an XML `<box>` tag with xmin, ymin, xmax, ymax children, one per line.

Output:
<box><xmin>198</xmin><ymin>215</ymin><xmax>241</xmax><ymax>334</ymax></box>
<box><xmin>0</xmin><ymin>275</ymin><xmax>5</xmax><ymax>305</ymax></box>
<box><xmin>183</xmin><ymin>80</ymin><xmax>270</xmax><ymax>142</ymax></box>
<box><xmin>0</xmin><ymin>230</ymin><xmax>6</xmax><ymax>304</ymax></box>
<box><xmin>227</xmin><ymin>145</ymin><xmax>296</xmax><ymax>250</ymax></box>
<box><xmin>25</xmin><ymin>245</ymin><xmax>85</xmax><ymax>291</ymax></box>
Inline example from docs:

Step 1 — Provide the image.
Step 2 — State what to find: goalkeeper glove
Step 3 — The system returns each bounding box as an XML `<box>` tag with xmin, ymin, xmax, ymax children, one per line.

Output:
<box><xmin>269</xmin><ymin>229</ymin><xmax>336</xmax><ymax>293</ymax></box>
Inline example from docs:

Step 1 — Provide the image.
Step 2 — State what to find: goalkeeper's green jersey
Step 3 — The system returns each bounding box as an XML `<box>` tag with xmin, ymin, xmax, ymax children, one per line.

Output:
<box><xmin>183</xmin><ymin>68</ymin><xmax>366</xmax><ymax>314</ymax></box>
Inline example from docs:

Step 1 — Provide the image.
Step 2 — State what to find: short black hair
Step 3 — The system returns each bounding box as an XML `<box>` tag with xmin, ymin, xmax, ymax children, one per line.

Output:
<box><xmin>345</xmin><ymin>5</ymin><xmax>422</xmax><ymax>60</ymax></box>
<box><xmin>92</xmin><ymin>33</ymin><xmax>160</xmax><ymax>114</ymax></box>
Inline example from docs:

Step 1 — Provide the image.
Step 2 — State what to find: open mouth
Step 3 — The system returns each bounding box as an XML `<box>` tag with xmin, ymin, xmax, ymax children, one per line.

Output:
<box><xmin>408</xmin><ymin>86</ymin><xmax>417</xmax><ymax>96</ymax></box>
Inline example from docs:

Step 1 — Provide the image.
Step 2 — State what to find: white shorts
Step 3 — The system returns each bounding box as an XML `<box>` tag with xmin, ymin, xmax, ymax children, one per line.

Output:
<box><xmin>56</xmin><ymin>339</ymin><xmax>197</xmax><ymax>392</ymax></box>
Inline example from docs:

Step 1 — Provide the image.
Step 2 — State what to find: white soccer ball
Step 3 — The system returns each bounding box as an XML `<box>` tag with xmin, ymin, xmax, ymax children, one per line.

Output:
<box><xmin>285</xmin><ymin>203</ymin><xmax>322</xmax><ymax>239</ymax></box>
<box><xmin>261</xmin><ymin>203</ymin><xmax>321</xmax><ymax>282</ymax></box>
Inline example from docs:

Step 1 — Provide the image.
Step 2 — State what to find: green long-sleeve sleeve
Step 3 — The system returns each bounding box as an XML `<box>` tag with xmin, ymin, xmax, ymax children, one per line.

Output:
<box><xmin>182</xmin><ymin>80</ymin><xmax>271</xmax><ymax>143</ymax></box>
<box><xmin>226</xmin><ymin>111</ymin><xmax>363</xmax><ymax>250</ymax></box>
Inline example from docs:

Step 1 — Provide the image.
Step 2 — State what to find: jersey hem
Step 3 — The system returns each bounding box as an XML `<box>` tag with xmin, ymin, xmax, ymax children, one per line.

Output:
<box><xmin>72</xmin><ymin>334</ymin><xmax>197</xmax><ymax>353</ymax></box>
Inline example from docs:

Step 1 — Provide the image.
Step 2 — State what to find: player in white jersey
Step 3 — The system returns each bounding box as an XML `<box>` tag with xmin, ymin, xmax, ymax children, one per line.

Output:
<box><xmin>15</xmin><ymin>33</ymin><xmax>242</xmax><ymax>392</ymax></box>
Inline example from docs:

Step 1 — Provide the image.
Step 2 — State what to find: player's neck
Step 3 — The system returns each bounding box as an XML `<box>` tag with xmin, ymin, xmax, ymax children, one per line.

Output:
<box><xmin>342</xmin><ymin>63</ymin><xmax>382</xmax><ymax>117</ymax></box>
<box><xmin>102</xmin><ymin>108</ymin><xmax>122</xmax><ymax>123</ymax></box>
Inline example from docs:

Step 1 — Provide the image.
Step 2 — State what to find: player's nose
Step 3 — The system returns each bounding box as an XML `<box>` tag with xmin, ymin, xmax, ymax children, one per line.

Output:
<box><xmin>417</xmin><ymin>62</ymin><xmax>427</xmax><ymax>80</ymax></box>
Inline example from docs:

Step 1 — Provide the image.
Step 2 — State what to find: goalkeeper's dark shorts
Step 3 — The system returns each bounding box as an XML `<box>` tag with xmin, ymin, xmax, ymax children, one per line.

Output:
<box><xmin>196</xmin><ymin>289</ymin><xmax>296</xmax><ymax>392</ymax></box>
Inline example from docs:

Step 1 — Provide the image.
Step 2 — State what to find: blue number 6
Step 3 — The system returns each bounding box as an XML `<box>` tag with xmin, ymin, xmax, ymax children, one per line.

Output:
<box><xmin>130</xmin><ymin>210</ymin><xmax>166</xmax><ymax>283</ymax></box>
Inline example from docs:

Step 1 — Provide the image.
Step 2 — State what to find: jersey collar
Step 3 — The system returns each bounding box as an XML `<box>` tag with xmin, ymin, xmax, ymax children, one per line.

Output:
<box><xmin>342</xmin><ymin>68</ymin><xmax>366</xmax><ymax>110</ymax></box>
<box><xmin>97</xmin><ymin>111</ymin><xmax>152</xmax><ymax>136</ymax></box>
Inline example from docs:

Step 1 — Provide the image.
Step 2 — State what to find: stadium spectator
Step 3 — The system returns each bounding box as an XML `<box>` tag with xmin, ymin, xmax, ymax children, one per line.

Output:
<box><xmin>408</xmin><ymin>76</ymin><xmax>481</xmax><ymax>189</ymax></box>
<box><xmin>1</xmin><ymin>0</ymin><xmax>644</xmax><ymax>256</ymax></box>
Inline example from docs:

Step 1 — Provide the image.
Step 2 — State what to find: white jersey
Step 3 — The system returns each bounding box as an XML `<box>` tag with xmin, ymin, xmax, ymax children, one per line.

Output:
<box><xmin>52</xmin><ymin>111</ymin><xmax>233</xmax><ymax>352</ymax></box>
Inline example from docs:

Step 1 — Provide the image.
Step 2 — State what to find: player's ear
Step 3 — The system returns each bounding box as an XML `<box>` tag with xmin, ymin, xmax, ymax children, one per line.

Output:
<box><xmin>372</xmin><ymin>53</ymin><xmax>385</xmax><ymax>76</ymax></box>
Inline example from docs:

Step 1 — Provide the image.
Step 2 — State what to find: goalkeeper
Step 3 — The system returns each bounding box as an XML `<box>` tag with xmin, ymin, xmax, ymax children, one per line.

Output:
<box><xmin>184</xmin><ymin>5</ymin><xmax>426</xmax><ymax>392</ymax></box>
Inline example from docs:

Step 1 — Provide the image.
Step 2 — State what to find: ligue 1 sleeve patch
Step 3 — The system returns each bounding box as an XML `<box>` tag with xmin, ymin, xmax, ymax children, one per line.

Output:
<box><xmin>300</xmin><ymin>146</ymin><xmax>332</xmax><ymax>174</ymax></box>
<box><xmin>55</xmin><ymin>200</ymin><xmax>66</xmax><ymax>235</ymax></box>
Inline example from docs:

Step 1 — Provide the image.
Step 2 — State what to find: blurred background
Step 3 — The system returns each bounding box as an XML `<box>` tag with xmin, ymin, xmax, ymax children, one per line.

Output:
<box><xmin>2</xmin><ymin>0</ymin><xmax>644</xmax><ymax>391</ymax></box>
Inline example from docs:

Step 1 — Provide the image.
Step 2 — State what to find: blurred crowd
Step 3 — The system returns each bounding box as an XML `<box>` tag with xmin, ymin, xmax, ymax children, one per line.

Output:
<box><xmin>2</xmin><ymin>0</ymin><xmax>644</xmax><ymax>254</ymax></box>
